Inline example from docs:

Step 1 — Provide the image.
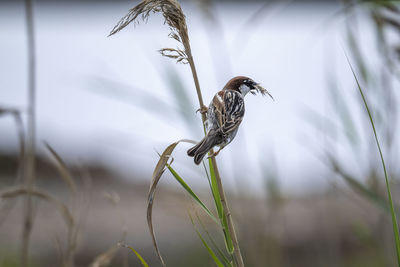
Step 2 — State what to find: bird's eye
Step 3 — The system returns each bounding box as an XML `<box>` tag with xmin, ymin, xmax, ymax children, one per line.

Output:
<box><xmin>245</xmin><ymin>80</ymin><xmax>256</xmax><ymax>88</ymax></box>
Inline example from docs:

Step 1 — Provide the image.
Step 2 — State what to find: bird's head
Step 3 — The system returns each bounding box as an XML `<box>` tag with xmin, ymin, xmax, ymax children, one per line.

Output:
<box><xmin>224</xmin><ymin>76</ymin><xmax>273</xmax><ymax>99</ymax></box>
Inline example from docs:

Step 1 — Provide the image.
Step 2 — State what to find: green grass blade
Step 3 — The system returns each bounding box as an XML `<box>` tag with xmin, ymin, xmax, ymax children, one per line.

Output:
<box><xmin>166</xmin><ymin>164</ymin><xmax>219</xmax><ymax>224</ymax></box>
<box><xmin>196</xmin><ymin>229</ymin><xmax>226</xmax><ymax>267</ymax></box>
<box><xmin>196</xmin><ymin>214</ymin><xmax>233</xmax><ymax>267</ymax></box>
<box><xmin>202</xmin><ymin>160</ymin><xmax>233</xmax><ymax>261</ymax></box>
<box><xmin>208</xmin><ymin>158</ymin><xmax>234</xmax><ymax>254</ymax></box>
<box><xmin>208</xmin><ymin>158</ymin><xmax>223</xmax><ymax>218</ymax></box>
<box><xmin>189</xmin><ymin>213</ymin><xmax>226</xmax><ymax>267</ymax></box>
<box><xmin>126</xmin><ymin>246</ymin><xmax>150</xmax><ymax>267</ymax></box>
<box><xmin>202</xmin><ymin>160</ymin><xmax>212</xmax><ymax>189</ymax></box>
<box><xmin>346</xmin><ymin>54</ymin><xmax>400</xmax><ymax>266</ymax></box>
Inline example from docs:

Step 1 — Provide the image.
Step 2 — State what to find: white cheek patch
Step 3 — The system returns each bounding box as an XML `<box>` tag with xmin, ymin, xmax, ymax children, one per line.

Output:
<box><xmin>239</xmin><ymin>84</ymin><xmax>251</xmax><ymax>96</ymax></box>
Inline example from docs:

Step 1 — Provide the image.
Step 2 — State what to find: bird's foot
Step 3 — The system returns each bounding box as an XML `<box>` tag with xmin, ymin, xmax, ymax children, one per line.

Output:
<box><xmin>196</xmin><ymin>105</ymin><xmax>208</xmax><ymax>115</ymax></box>
<box><xmin>207</xmin><ymin>149</ymin><xmax>221</xmax><ymax>159</ymax></box>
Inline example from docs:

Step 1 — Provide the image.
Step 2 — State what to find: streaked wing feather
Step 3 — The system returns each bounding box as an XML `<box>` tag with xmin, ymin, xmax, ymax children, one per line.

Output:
<box><xmin>221</xmin><ymin>90</ymin><xmax>244</xmax><ymax>134</ymax></box>
<box><xmin>212</xmin><ymin>91</ymin><xmax>226</xmax><ymax>128</ymax></box>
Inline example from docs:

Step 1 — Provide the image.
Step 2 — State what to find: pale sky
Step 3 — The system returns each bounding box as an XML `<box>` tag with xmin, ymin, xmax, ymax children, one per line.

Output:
<box><xmin>0</xmin><ymin>1</ymin><xmax>389</xmax><ymax>194</ymax></box>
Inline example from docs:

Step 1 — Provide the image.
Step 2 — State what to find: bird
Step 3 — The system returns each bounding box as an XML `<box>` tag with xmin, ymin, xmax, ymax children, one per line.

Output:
<box><xmin>187</xmin><ymin>76</ymin><xmax>273</xmax><ymax>165</ymax></box>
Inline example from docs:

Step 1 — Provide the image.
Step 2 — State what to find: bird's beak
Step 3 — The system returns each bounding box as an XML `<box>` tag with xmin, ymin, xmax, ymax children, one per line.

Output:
<box><xmin>252</xmin><ymin>83</ymin><xmax>274</xmax><ymax>100</ymax></box>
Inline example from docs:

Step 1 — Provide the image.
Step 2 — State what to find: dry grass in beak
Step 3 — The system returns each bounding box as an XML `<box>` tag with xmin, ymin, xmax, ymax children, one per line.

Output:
<box><xmin>255</xmin><ymin>84</ymin><xmax>274</xmax><ymax>100</ymax></box>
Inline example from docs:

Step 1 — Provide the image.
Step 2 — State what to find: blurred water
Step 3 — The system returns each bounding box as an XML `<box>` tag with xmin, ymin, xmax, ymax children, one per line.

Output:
<box><xmin>0</xmin><ymin>1</ymin><xmax>377</xmax><ymax>193</ymax></box>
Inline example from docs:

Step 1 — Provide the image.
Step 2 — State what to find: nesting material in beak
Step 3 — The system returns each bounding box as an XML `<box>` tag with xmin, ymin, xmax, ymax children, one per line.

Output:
<box><xmin>253</xmin><ymin>84</ymin><xmax>274</xmax><ymax>100</ymax></box>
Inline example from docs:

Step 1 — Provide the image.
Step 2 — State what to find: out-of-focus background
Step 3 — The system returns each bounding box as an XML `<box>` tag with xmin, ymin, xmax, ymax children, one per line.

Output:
<box><xmin>1</xmin><ymin>0</ymin><xmax>400</xmax><ymax>266</ymax></box>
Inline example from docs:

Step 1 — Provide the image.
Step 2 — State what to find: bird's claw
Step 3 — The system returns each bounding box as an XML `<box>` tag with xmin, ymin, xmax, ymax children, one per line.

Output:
<box><xmin>207</xmin><ymin>149</ymin><xmax>221</xmax><ymax>159</ymax></box>
<box><xmin>196</xmin><ymin>106</ymin><xmax>208</xmax><ymax>115</ymax></box>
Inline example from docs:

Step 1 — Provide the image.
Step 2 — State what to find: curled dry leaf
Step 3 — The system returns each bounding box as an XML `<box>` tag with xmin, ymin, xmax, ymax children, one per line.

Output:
<box><xmin>147</xmin><ymin>139</ymin><xmax>196</xmax><ymax>267</ymax></box>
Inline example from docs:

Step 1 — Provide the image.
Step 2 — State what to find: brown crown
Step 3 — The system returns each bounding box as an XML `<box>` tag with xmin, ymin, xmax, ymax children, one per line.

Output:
<box><xmin>223</xmin><ymin>76</ymin><xmax>251</xmax><ymax>92</ymax></box>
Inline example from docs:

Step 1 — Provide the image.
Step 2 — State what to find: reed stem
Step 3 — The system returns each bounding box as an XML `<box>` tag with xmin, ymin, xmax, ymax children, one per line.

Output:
<box><xmin>210</xmin><ymin>157</ymin><xmax>244</xmax><ymax>267</ymax></box>
<box><xmin>184</xmin><ymin>36</ymin><xmax>245</xmax><ymax>267</ymax></box>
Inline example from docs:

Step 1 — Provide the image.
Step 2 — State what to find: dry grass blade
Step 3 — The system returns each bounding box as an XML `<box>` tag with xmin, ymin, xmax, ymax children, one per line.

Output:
<box><xmin>159</xmin><ymin>48</ymin><xmax>188</xmax><ymax>64</ymax></box>
<box><xmin>147</xmin><ymin>139</ymin><xmax>195</xmax><ymax>267</ymax></box>
<box><xmin>89</xmin><ymin>245</ymin><xmax>118</xmax><ymax>267</ymax></box>
<box><xmin>1</xmin><ymin>187</ymin><xmax>74</xmax><ymax>228</ymax></box>
<box><xmin>44</xmin><ymin>142</ymin><xmax>77</xmax><ymax>194</ymax></box>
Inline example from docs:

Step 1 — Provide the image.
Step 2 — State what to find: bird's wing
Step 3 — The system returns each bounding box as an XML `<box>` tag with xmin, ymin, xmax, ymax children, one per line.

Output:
<box><xmin>221</xmin><ymin>90</ymin><xmax>245</xmax><ymax>134</ymax></box>
<box><xmin>211</xmin><ymin>90</ymin><xmax>226</xmax><ymax>129</ymax></box>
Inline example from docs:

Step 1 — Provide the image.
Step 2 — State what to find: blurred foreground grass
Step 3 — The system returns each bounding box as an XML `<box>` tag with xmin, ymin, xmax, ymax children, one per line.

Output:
<box><xmin>0</xmin><ymin>153</ymin><xmax>399</xmax><ymax>267</ymax></box>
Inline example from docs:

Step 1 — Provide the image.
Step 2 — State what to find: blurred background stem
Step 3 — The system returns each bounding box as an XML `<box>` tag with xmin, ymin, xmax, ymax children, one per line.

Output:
<box><xmin>21</xmin><ymin>0</ymin><xmax>36</xmax><ymax>266</ymax></box>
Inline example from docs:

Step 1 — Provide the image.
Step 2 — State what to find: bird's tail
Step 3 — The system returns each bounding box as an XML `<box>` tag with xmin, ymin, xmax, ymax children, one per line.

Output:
<box><xmin>187</xmin><ymin>131</ymin><xmax>221</xmax><ymax>165</ymax></box>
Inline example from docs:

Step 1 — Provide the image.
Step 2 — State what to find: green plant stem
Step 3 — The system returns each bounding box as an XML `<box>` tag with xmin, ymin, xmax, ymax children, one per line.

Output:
<box><xmin>183</xmin><ymin>39</ymin><xmax>244</xmax><ymax>266</ymax></box>
<box><xmin>210</xmin><ymin>156</ymin><xmax>244</xmax><ymax>267</ymax></box>
<box><xmin>22</xmin><ymin>0</ymin><xmax>36</xmax><ymax>266</ymax></box>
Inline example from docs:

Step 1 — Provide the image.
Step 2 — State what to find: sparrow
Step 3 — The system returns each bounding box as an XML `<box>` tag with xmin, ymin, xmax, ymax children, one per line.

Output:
<box><xmin>187</xmin><ymin>76</ymin><xmax>273</xmax><ymax>165</ymax></box>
